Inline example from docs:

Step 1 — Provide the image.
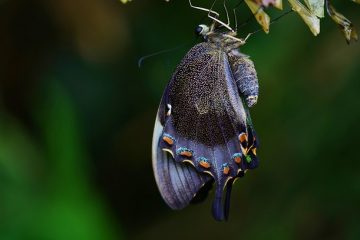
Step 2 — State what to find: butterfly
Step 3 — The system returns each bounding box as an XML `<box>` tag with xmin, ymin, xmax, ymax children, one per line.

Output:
<box><xmin>152</xmin><ymin>15</ymin><xmax>260</xmax><ymax>221</ymax></box>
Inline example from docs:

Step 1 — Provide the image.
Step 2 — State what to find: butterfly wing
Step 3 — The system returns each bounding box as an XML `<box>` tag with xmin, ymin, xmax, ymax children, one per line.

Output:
<box><xmin>152</xmin><ymin>42</ymin><xmax>259</xmax><ymax>221</ymax></box>
<box><xmin>152</xmin><ymin>106</ymin><xmax>212</xmax><ymax>210</ymax></box>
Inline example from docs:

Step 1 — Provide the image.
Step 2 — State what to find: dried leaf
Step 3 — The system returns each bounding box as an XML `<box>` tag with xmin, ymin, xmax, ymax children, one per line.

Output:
<box><xmin>245</xmin><ymin>0</ymin><xmax>271</xmax><ymax>33</ymax></box>
<box><xmin>253</xmin><ymin>0</ymin><xmax>283</xmax><ymax>9</ymax></box>
<box><xmin>288</xmin><ymin>0</ymin><xmax>320</xmax><ymax>36</ymax></box>
<box><xmin>304</xmin><ymin>0</ymin><xmax>324</xmax><ymax>18</ymax></box>
<box><xmin>326</xmin><ymin>0</ymin><xmax>358</xmax><ymax>43</ymax></box>
<box><xmin>351</xmin><ymin>0</ymin><xmax>360</xmax><ymax>4</ymax></box>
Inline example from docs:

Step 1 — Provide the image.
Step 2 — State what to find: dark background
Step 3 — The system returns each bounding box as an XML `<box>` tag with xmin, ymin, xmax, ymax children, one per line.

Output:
<box><xmin>1</xmin><ymin>0</ymin><xmax>359</xmax><ymax>239</ymax></box>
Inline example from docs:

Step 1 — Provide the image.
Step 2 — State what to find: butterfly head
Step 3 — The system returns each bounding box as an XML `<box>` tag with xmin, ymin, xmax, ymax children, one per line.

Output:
<box><xmin>195</xmin><ymin>24</ymin><xmax>210</xmax><ymax>39</ymax></box>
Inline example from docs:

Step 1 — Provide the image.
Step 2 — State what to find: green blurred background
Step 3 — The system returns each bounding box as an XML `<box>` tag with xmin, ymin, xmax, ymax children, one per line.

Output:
<box><xmin>0</xmin><ymin>0</ymin><xmax>359</xmax><ymax>239</ymax></box>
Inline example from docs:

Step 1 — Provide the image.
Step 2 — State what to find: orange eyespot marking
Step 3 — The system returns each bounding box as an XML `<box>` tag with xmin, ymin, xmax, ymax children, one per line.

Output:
<box><xmin>239</xmin><ymin>132</ymin><xmax>248</xmax><ymax>143</ymax></box>
<box><xmin>180</xmin><ymin>151</ymin><xmax>192</xmax><ymax>157</ymax></box>
<box><xmin>252</xmin><ymin>148</ymin><xmax>257</xmax><ymax>156</ymax></box>
<box><xmin>232</xmin><ymin>153</ymin><xmax>242</xmax><ymax>164</ymax></box>
<box><xmin>198</xmin><ymin>157</ymin><xmax>210</xmax><ymax>169</ymax></box>
<box><xmin>234</xmin><ymin>156</ymin><xmax>241</xmax><ymax>163</ymax></box>
<box><xmin>176</xmin><ymin>147</ymin><xmax>193</xmax><ymax>158</ymax></box>
<box><xmin>200</xmin><ymin>161</ymin><xmax>210</xmax><ymax>168</ymax></box>
<box><xmin>223</xmin><ymin>164</ymin><xmax>230</xmax><ymax>175</ymax></box>
<box><xmin>163</xmin><ymin>136</ymin><xmax>174</xmax><ymax>145</ymax></box>
<box><xmin>162</xmin><ymin>134</ymin><xmax>175</xmax><ymax>145</ymax></box>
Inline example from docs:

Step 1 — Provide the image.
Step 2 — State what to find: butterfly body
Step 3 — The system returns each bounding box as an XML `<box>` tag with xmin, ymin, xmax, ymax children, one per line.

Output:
<box><xmin>152</xmin><ymin>29</ymin><xmax>259</xmax><ymax>221</ymax></box>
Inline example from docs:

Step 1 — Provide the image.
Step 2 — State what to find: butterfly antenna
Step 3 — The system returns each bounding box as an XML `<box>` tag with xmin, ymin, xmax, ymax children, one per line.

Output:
<box><xmin>271</xmin><ymin>9</ymin><xmax>294</xmax><ymax>24</ymax></box>
<box><xmin>242</xmin><ymin>9</ymin><xmax>294</xmax><ymax>41</ymax></box>
<box><xmin>238</xmin><ymin>6</ymin><xmax>263</xmax><ymax>29</ymax></box>
<box><xmin>138</xmin><ymin>44</ymin><xmax>188</xmax><ymax>68</ymax></box>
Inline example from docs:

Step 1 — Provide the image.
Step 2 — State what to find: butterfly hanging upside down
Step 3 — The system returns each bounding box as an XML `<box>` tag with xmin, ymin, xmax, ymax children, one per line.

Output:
<box><xmin>152</xmin><ymin>3</ymin><xmax>259</xmax><ymax>221</ymax></box>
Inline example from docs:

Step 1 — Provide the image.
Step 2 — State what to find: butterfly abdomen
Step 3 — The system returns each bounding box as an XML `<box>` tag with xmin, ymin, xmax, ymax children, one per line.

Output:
<box><xmin>229</xmin><ymin>55</ymin><xmax>259</xmax><ymax>107</ymax></box>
